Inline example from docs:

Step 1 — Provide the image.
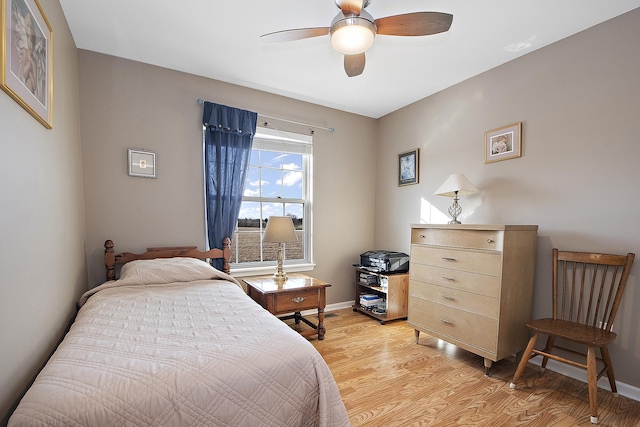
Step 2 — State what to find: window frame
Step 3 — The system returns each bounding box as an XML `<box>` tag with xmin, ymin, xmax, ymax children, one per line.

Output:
<box><xmin>230</xmin><ymin>127</ymin><xmax>314</xmax><ymax>276</ymax></box>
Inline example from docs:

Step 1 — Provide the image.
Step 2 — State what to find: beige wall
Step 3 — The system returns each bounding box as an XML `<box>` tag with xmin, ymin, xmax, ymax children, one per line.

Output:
<box><xmin>0</xmin><ymin>1</ymin><xmax>86</xmax><ymax>423</ymax></box>
<box><xmin>77</xmin><ymin>50</ymin><xmax>377</xmax><ymax>305</ymax></box>
<box><xmin>375</xmin><ymin>9</ymin><xmax>640</xmax><ymax>389</ymax></box>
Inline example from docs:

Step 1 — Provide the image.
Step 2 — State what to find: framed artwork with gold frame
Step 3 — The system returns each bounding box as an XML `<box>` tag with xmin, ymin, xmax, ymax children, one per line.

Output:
<box><xmin>485</xmin><ymin>122</ymin><xmax>522</xmax><ymax>163</ymax></box>
<box><xmin>1</xmin><ymin>0</ymin><xmax>53</xmax><ymax>129</ymax></box>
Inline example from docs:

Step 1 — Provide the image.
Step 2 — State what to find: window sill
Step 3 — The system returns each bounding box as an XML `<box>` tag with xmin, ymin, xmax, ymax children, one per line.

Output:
<box><xmin>231</xmin><ymin>263</ymin><xmax>316</xmax><ymax>278</ymax></box>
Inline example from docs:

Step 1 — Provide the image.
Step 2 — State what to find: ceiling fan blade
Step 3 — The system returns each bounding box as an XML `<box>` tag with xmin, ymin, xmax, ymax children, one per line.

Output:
<box><xmin>375</xmin><ymin>12</ymin><xmax>453</xmax><ymax>36</ymax></box>
<box><xmin>344</xmin><ymin>53</ymin><xmax>365</xmax><ymax>77</ymax></box>
<box><xmin>336</xmin><ymin>0</ymin><xmax>363</xmax><ymax>16</ymax></box>
<box><xmin>261</xmin><ymin>27</ymin><xmax>330</xmax><ymax>43</ymax></box>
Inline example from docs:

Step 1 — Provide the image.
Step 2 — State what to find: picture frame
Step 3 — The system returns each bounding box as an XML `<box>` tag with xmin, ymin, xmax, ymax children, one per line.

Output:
<box><xmin>128</xmin><ymin>149</ymin><xmax>157</xmax><ymax>178</ymax></box>
<box><xmin>1</xmin><ymin>0</ymin><xmax>53</xmax><ymax>129</ymax></box>
<box><xmin>485</xmin><ymin>122</ymin><xmax>522</xmax><ymax>163</ymax></box>
<box><xmin>398</xmin><ymin>148</ymin><xmax>419</xmax><ymax>186</ymax></box>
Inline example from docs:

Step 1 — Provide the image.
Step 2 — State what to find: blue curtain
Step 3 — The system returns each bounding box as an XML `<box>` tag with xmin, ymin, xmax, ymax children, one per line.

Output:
<box><xmin>202</xmin><ymin>101</ymin><xmax>257</xmax><ymax>269</ymax></box>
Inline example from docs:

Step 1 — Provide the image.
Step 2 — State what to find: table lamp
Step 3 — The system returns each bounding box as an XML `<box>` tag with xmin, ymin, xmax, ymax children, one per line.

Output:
<box><xmin>263</xmin><ymin>216</ymin><xmax>298</xmax><ymax>282</ymax></box>
<box><xmin>434</xmin><ymin>174</ymin><xmax>479</xmax><ymax>224</ymax></box>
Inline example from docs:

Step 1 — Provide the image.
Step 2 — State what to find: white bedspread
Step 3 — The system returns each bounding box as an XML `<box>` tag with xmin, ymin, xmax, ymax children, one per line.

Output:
<box><xmin>9</xmin><ymin>260</ymin><xmax>349</xmax><ymax>426</ymax></box>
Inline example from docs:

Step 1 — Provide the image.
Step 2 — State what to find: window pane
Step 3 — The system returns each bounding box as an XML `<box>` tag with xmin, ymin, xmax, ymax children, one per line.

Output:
<box><xmin>282</xmin><ymin>170</ymin><xmax>303</xmax><ymax>199</ymax></box>
<box><xmin>282</xmin><ymin>153</ymin><xmax>302</xmax><ymax>170</ymax></box>
<box><xmin>238</xmin><ymin>201</ymin><xmax>261</xmax><ymax>226</ymax></box>
<box><xmin>235</xmin><ymin>231</ymin><xmax>261</xmax><ymax>262</ymax></box>
<box><xmin>263</xmin><ymin>241</ymin><xmax>278</xmax><ymax>262</ymax></box>
<box><xmin>285</xmin><ymin>204</ymin><xmax>304</xmax><ymax>225</ymax></box>
<box><xmin>243</xmin><ymin>167</ymin><xmax>261</xmax><ymax>197</ymax></box>
<box><xmin>263</xmin><ymin>202</ymin><xmax>285</xmax><ymax>219</ymax></box>
<box><xmin>261</xmin><ymin>169</ymin><xmax>283</xmax><ymax>198</ymax></box>
<box><xmin>285</xmin><ymin>204</ymin><xmax>304</xmax><ymax>261</ymax></box>
<box><xmin>260</xmin><ymin>151</ymin><xmax>283</xmax><ymax>168</ymax></box>
<box><xmin>285</xmin><ymin>237</ymin><xmax>303</xmax><ymax>261</ymax></box>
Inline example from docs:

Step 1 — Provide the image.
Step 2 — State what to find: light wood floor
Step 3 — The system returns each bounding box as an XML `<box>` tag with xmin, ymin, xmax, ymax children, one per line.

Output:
<box><xmin>290</xmin><ymin>308</ymin><xmax>640</xmax><ymax>427</ymax></box>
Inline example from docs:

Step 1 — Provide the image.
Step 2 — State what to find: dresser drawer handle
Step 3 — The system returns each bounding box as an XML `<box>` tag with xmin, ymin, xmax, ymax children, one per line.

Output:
<box><xmin>420</xmin><ymin>234</ymin><xmax>426</xmax><ymax>238</ymax></box>
<box><xmin>442</xmin><ymin>257</ymin><xmax>456</xmax><ymax>261</ymax></box>
<box><xmin>292</xmin><ymin>297</ymin><xmax>305</xmax><ymax>303</ymax></box>
<box><xmin>440</xmin><ymin>319</ymin><xmax>454</xmax><ymax>325</ymax></box>
<box><xmin>442</xmin><ymin>276</ymin><xmax>455</xmax><ymax>281</ymax></box>
<box><xmin>442</xmin><ymin>295</ymin><xmax>455</xmax><ymax>301</ymax></box>
<box><xmin>487</xmin><ymin>239</ymin><xmax>494</xmax><ymax>243</ymax></box>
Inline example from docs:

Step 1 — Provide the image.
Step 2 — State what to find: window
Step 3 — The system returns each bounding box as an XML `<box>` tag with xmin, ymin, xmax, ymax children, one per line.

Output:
<box><xmin>231</xmin><ymin>127</ymin><xmax>312</xmax><ymax>272</ymax></box>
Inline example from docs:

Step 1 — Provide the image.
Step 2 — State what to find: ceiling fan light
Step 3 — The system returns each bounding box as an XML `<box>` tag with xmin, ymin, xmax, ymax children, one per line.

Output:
<box><xmin>330</xmin><ymin>17</ymin><xmax>376</xmax><ymax>55</ymax></box>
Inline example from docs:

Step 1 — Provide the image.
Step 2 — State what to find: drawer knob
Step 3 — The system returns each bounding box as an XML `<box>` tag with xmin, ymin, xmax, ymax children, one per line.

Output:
<box><xmin>292</xmin><ymin>297</ymin><xmax>305</xmax><ymax>303</ymax></box>
<box><xmin>440</xmin><ymin>319</ymin><xmax>454</xmax><ymax>325</ymax></box>
<box><xmin>420</xmin><ymin>234</ymin><xmax>426</xmax><ymax>238</ymax></box>
<box><xmin>442</xmin><ymin>257</ymin><xmax>456</xmax><ymax>261</ymax></box>
<box><xmin>487</xmin><ymin>239</ymin><xmax>494</xmax><ymax>243</ymax></box>
<box><xmin>442</xmin><ymin>276</ymin><xmax>455</xmax><ymax>281</ymax></box>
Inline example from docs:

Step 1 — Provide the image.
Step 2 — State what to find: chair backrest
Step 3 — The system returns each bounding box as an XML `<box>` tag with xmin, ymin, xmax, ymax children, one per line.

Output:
<box><xmin>552</xmin><ymin>249</ymin><xmax>635</xmax><ymax>331</ymax></box>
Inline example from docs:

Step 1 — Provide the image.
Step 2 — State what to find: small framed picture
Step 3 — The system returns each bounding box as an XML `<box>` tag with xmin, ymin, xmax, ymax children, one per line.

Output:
<box><xmin>1</xmin><ymin>0</ymin><xmax>53</xmax><ymax>129</ymax></box>
<box><xmin>485</xmin><ymin>122</ymin><xmax>522</xmax><ymax>163</ymax></box>
<box><xmin>128</xmin><ymin>149</ymin><xmax>157</xmax><ymax>178</ymax></box>
<box><xmin>398</xmin><ymin>148</ymin><xmax>419</xmax><ymax>186</ymax></box>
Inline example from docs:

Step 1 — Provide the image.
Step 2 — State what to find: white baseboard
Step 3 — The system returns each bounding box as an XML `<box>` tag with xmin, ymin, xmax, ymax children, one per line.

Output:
<box><xmin>325</xmin><ymin>301</ymin><xmax>354</xmax><ymax>312</ymax></box>
<box><xmin>322</xmin><ymin>302</ymin><xmax>640</xmax><ymax>403</ymax></box>
<box><xmin>527</xmin><ymin>357</ymin><xmax>640</xmax><ymax>402</ymax></box>
<box><xmin>297</xmin><ymin>301</ymin><xmax>352</xmax><ymax>318</ymax></box>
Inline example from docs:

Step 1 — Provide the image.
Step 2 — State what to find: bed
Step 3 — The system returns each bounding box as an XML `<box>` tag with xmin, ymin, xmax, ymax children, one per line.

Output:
<box><xmin>9</xmin><ymin>239</ymin><xmax>349</xmax><ymax>427</ymax></box>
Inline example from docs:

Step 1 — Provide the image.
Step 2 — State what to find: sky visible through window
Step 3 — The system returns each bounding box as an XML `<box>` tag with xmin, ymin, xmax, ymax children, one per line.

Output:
<box><xmin>239</xmin><ymin>150</ymin><xmax>304</xmax><ymax>222</ymax></box>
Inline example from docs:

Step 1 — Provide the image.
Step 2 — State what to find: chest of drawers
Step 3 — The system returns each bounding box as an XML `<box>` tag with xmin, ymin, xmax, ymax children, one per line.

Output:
<box><xmin>408</xmin><ymin>224</ymin><xmax>538</xmax><ymax>374</ymax></box>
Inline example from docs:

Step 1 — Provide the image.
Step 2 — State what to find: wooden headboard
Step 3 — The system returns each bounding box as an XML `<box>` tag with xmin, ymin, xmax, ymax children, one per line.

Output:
<box><xmin>104</xmin><ymin>238</ymin><xmax>232</xmax><ymax>280</ymax></box>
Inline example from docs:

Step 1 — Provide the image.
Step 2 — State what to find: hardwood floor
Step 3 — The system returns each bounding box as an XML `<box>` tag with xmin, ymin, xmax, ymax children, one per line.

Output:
<box><xmin>291</xmin><ymin>308</ymin><xmax>640</xmax><ymax>426</ymax></box>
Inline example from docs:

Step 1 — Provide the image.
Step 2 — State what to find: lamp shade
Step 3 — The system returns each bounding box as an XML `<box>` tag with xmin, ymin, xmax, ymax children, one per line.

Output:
<box><xmin>434</xmin><ymin>174</ymin><xmax>479</xmax><ymax>197</ymax></box>
<box><xmin>263</xmin><ymin>216</ymin><xmax>298</xmax><ymax>243</ymax></box>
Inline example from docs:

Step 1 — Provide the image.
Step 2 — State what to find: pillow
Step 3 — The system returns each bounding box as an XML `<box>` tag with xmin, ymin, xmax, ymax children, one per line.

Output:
<box><xmin>119</xmin><ymin>257</ymin><xmax>219</xmax><ymax>285</ymax></box>
<box><xmin>78</xmin><ymin>257</ymin><xmax>241</xmax><ymax>308</ymax></box>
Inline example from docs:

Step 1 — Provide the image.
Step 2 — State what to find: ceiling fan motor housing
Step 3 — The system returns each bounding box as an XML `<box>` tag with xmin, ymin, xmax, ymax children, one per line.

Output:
<box><xmin>335</xmin><ymin>0</ymin><xmax>371</xmax><ymax>10</ymax></box>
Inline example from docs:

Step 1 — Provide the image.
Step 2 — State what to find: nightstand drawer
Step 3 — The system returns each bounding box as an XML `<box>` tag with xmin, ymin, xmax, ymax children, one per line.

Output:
<box><xmin>409</xmin><ymin>264</ymin><xmax>501</xmax><ymax>298</ymax></box>
<box><xmin>409</xmin><ymin>280</ymin><xmax>498</xmax><ymax>319</ymax></box>
<box><xmin>275</xmin><ymin>289</ymin><xmax>320</xmax><ymax>312</ymax></box>
<box><xmin>411</xmin><ymin>245</ymin><xmax>502</xmax><ymax>276</ymax></box>
<box><xmin>408</xmin><ymin>298</ymin><xmax>498</xmax><ymax>353</ymax></box>
<box><xmin>411</xmin><ymin>228</ymin><xmax>503</xmax><ymax>251</ymax></box>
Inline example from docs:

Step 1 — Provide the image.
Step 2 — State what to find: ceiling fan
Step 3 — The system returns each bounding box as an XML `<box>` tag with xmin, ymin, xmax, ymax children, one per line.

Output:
<box><xmin>261</xmin><ymin>0</ymin><xmax>453</xmax><ymax>77</ymax></box>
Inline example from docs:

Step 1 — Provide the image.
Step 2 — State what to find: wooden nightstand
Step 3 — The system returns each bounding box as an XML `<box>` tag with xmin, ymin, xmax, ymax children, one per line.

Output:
<box><xmin>243</xmin><ymin>273</ymin><xmax>331</xmax><ymax>340</ymax></box>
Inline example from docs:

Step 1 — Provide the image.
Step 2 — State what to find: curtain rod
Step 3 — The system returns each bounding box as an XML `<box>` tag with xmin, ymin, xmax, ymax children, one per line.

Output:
<box><xmin>197</xmin><ymin>99</ymin><xmax>335</xmax><ymax>133</ymax></box>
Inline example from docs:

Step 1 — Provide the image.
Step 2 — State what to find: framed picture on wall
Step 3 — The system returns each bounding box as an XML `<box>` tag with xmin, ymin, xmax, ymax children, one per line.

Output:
<box><xmin>398</xmin><ymin>148</ymin><xmax>419</xmax><ymax>186</ymax></box>
<box><xmin>485</xmin><ymin>122</ymin><xmax>522</xmax><ymax>163</ymax></box>
<box><xmin>1</xmin><ymin>0</ymin><xmax>53</xmax><ymax>129</ymax></box>
<box><xmin>128</xmin><ymin>149</ymin><xmax>157</xmax><ymax>178</ymax></box>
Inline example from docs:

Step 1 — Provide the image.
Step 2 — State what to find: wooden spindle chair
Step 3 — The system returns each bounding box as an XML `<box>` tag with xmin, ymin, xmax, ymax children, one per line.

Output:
<box><xmin>510</xmin><ymin>249</ymin><xmax>635</xmax><ymax>424</ymax></box>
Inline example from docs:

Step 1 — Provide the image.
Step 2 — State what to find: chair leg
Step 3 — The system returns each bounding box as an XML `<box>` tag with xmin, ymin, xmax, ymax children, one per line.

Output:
<box><xmin>510</xmin><ymin>332</ymin><xmax>539</xmax><ymax>389</ymax></box>
<box><xmin>600</xmin><ymin>345</ymin><xmax>618</xmax><ymax>396</ymax></box>
<box><xmin>541</xmin><ymin>335</ymin><xmax>556</xmax><ymax>370</ymax></box>
<box><xmin>587</xmin><ymin>346</ymin><xmax>599</xmax><ymax>424</ymax></box>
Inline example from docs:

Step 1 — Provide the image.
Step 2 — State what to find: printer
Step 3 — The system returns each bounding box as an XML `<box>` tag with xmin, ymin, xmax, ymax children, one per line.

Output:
<box><xmin>359</xmin><ymin>250</ymin><xmax>409</xmax><ymax>273</ymax></box>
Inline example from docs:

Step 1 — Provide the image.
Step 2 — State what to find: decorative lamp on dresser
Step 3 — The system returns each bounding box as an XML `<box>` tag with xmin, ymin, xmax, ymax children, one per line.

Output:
<box><xmin>408</xmin><ymin>224</ymin><xmax>538</xmax><ymax>375</ymax></box>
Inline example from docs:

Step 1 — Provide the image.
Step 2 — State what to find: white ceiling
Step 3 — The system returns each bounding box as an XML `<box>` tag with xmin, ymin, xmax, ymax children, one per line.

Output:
<box><xmin>58</xmin><ymin>0</ymin><xmax>640</xmax><ymax>119</ymax></box>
